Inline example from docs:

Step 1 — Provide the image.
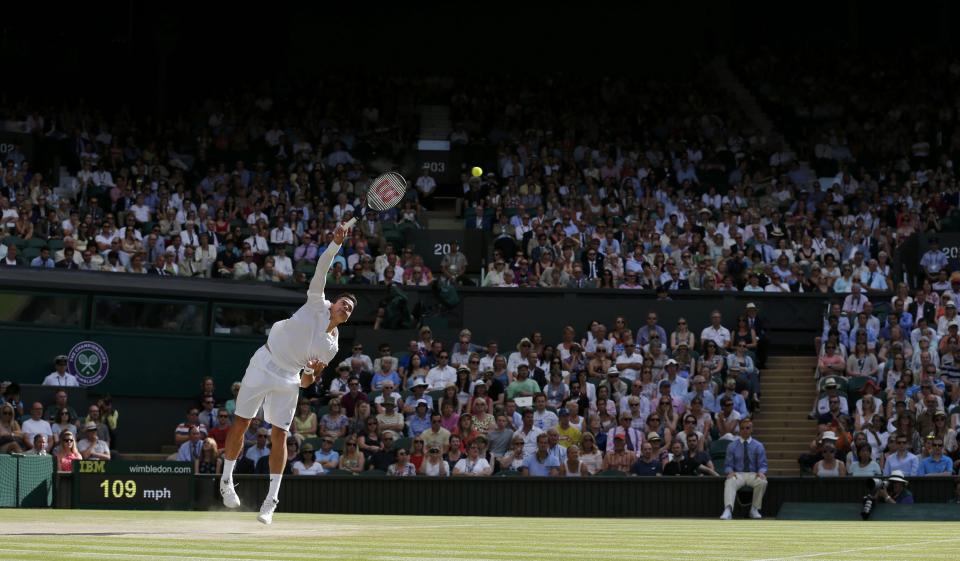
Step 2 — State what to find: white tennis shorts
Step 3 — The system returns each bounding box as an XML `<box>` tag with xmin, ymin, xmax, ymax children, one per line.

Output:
<box><xmin>234</xmin><ymin>346</ymin><xmax>300</xmax><ymax>431</ymax></box>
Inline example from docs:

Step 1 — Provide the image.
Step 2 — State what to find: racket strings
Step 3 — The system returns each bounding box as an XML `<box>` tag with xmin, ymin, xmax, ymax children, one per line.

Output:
<box><xmin>368</xmin><ymin>172</ymin><xmax>407</xmax><ymax>211</ymax></box>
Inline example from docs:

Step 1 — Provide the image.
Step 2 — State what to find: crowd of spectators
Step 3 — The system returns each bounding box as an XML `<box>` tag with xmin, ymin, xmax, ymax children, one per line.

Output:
<box><xmin>804</xmin><ymin>266</ymin><xmax>960</xmax><ymax>478</ymax></box>
<box><xmin>0</xmin><ymin>80</ymin><xmax>442</xmax><ymax>287</ymax></box>
<box><xmin>3</xmin><ymin>57</ymin><xmax>957</xmax><ymax>295</ymax></box>
<box><xmin>0</xmin><ymin>373</ymin><xmax>118</xmax><ymax>473</ymax></box>
<box><xmin>158</xmin><ymin>306</ymin><xmax>769</xmax><ymax>477</ymax></box>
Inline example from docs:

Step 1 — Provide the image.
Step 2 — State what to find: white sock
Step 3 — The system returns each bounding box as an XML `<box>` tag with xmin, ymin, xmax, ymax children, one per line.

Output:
<box><xmin>222</xmin><ymin>459</ymin><xmax>236</xmax><ymax>484</ymax></box>
<box><xmin>266</xmin><ymin>473</ymin><xmax>283</xmax><ymax>503</ymax></box>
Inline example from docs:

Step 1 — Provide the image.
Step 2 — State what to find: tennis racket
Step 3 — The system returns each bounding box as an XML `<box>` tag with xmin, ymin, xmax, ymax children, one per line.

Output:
<box><xmin>343</xmin><ymin>171</ymin><xmax>408</xmax><ymax>229</ymax></box>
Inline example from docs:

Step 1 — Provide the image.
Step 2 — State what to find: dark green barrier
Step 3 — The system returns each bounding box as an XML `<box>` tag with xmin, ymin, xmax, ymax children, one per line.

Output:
<box><xmin>0</xmin><ymin>268</ymin><xmax>880</xmax><ymax>401</ymax></box>
<box><xmin>0</xmin><ymin>454</ymin><xmax>55</xmax><ymax>507</ymax></box>
<box><xmin>56</xmin><ymin>473</ymin><xmax>958</xmax><ymax>518</ymax></box>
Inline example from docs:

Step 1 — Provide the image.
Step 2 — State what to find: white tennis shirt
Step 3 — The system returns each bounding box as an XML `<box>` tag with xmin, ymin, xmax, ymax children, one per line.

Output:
<box><xmin>265</xmin><ymin>241</ymin><xmax>342</xmax><ymax>377</ymax></box>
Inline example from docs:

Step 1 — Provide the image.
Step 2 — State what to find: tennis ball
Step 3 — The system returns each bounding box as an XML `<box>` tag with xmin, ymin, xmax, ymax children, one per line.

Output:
<box><xmin>471</xmin><ymin>166</ymin><xmax>483</xmax><ymax>178</ymax></box>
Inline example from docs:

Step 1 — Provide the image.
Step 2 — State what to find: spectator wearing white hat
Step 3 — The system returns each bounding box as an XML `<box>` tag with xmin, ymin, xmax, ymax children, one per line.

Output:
<box><xmin>876</xmin><ymin>470</ymin><xmax>913</xmax><ymax>504</ymax></box>
<box><xmin>402</xmin><ymin>378</ymin><xmax>432</xmax><ymax>414</ymax></box>
<box><xmin>78</xmin><ymin>421</ymin><xmax>111</xmax><ymax>460</ymax></box>
<box><xmin>507</xmin><ymin>338</ymin><xmax>535</xmax><ymax>376</ymax></box>
<box><xmin>42</xmin><ymin>355</ymin><xmax>79</xmax><ymax>387</ymax></box>
<box><xmin>406</xmin><ymin>400</ymin><xmax>432</xmax><ymax>437</ymax></box>
<box><xmin>663</xmin><ymin>360</ymin><xmax>688</xmax><ymax>398</ymax></box>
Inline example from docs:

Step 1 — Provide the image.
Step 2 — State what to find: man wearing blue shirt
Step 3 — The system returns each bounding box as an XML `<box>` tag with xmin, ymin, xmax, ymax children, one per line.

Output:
<box><xmin>406</xmin><ymin>401</ymin><xmax>432</xmax><ymax>437</ymax></box>
<box><xmin>521</xmin><ymin>433</ymin><xmax>560</xmax><ymax>476</ymax></box>
<box><xmin>720</xmin><ymin>419</ymin><xmax>768</xmax><ymax>520</ymax></box>
<box><xmin>920</xmin><ymin>239</ymin><xmax>948</xmax><ymax>278</ymax></box>
<box><xmin>315</xmin><ymin>437</ymin><xmax>340</xmax><ymax>470</ymax></box>
<box><xmin>883</xmin><ymin>435</ymin><xmax>919</xmax><ymax>476</ymax></box>
<box><xmin>30</xmin><ymin>246</ymin><xmax>56</xmax><ymax>268</ymax></box>
<box><xmin>918</xmin><ymin>438</ymin><xmax>953</xmax><ymax>476</ymax></box>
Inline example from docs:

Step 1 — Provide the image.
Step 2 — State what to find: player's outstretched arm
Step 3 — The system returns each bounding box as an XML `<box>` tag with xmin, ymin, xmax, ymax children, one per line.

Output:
<box><xmin>307</xmin><ymin>222</ymin><xmax>350</xmax><ymax>304</ymax></box>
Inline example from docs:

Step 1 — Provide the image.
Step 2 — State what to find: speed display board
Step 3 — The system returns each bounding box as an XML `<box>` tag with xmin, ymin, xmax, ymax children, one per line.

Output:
<box><xmin>72</xmin><ymin>460</ymin><xmax>194</xmax><ymax>510</ymax></box>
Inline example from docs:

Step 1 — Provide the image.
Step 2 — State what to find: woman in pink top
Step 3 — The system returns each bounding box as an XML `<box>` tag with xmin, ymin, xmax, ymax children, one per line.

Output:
<box><xmin>57</xmin><ymin>432</ymin><xmax>82</xmax><ymax>472</ymax></box>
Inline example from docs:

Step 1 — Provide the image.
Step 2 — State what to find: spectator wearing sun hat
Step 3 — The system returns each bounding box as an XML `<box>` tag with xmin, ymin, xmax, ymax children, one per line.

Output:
<box><xmin>406</xmin><ymin>400</ymin><xmax>432</xmax><ymax>437</ymax></box>
<box><xmin>507</xmin><ymin>337</ymin><xmax>536</xmax><ymax>376</ymax></box>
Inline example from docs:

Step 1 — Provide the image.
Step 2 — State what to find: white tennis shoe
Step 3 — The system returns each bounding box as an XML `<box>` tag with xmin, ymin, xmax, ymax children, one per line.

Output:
<box><xmin>257</xmin><ymin>498</ymin><xmax>279</xmax><ymax>525</ymax></box>
<box><xmin>219</xmin><ymin>481</ymin><xmax>240</xmax><ymax>509</ymax></box>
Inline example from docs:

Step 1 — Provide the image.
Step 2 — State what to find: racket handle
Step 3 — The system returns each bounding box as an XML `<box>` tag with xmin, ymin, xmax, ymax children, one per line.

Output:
<box><xmin>343</xmin><ymin>217</ymin><xmax>357</xmax><ymax>229</ymax></box>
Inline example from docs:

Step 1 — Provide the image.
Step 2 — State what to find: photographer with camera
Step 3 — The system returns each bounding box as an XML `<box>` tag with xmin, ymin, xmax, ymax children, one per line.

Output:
<box><xmin>861</xmin><ymin>470</ymin><xmax>913</xmax><ymax>520</ymax></box>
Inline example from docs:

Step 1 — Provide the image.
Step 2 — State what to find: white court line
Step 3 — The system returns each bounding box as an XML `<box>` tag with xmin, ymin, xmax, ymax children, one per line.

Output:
<box><xmin>750</xmin><ymin>536</ymin><xmax>960</xmax><ymax>561</ymax></box>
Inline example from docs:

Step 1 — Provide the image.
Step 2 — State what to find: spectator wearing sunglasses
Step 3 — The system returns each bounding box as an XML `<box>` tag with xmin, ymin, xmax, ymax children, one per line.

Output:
<box><xmin>883</xmin><ymin>433</ymin><xmax>919</xmax><ymax>477</ymax></box>
<box><xmin>918</xmin><ymin>436</ymin><xmax>953</xmax><ymax>476</ymax></box>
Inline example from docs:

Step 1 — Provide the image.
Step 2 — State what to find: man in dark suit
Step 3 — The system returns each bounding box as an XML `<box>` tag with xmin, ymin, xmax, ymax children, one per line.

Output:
<box><xmin>580</xmin><ymin>247</ymin><xmax>605</xmax><ymax>281</ymax></box>
<box><xmin>908</xmin><ymin>292</ymin><xmax>936</xmax><ymax>326</ymax></box>
<box><xmin>468</xmin><ymin>203</ymin><xmax>492</xmax><ymax>231</ymax></box>
<box><xmin>745</xmin><ymin>303</ymin><xmax>768</xmax><ymax>368</ymax></box>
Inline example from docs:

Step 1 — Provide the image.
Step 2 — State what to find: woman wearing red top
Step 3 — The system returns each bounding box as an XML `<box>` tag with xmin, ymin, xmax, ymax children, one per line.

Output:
<box><xmin>57</xmin><ymin>432</ymin><xmax>82</xmax><ymax>472</ymax></box>
<box><xmin>453</xmin><ymin>413</ymin><xmax>478</xmax><ymax>450</ymax></box>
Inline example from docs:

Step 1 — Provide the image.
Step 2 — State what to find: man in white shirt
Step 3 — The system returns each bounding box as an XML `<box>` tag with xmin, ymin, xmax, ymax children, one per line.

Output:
<box><xmin>245</xmin><ymin>225</ymin><xmax>270</xmax><ymax>256</ymax></box>
<box><xmin>615</xmin><ymin>340</ymin><xmax>643</xmax><ymax>382</ymax></box>
<box><xmin>21</xmin><ymin>402</ymin><xmax>53</xmax><ymax>452</ymax></box>
<box><xmin>270</xmin><ymin>217</ymin><xmax>295</xmax><ymax>246</ymax></box>
<box><xmin>531</xmin><ymin>393</ymin><xmax>559</xmax><ymax>431</ymax></box>
<box><xmin>478</xmin><ymin>341</ymin><xmax>501</xmax><ymax>373</ymax></box>
<box><xmin>415</xmin><ymin>169</ymin><xmax>437</xmax><ymax>200</ymax></box>
<box><xmin>180</xmin><ymin>221</ymin><xmax>201</xmax><ymax>247</ymax></box>
<box><xmin>842</xmin><ymin>283</ymin><xmax>869</xmax><ymax>315</ymax></box>
<box><xmin>246</xmin><ymin>203</ymin><xmax>268</xmax><ymax>225</ymax></box>
<box><xmin>700</xmin><ymin>310</ymin><xmax>732</xmax><ymax>351</ymax></box>
<box><xmin>426</xmin><ymin>351</ymin><xmax>457</xmax><ymax>391</ymax></box>
<box><xmin>42</xmin><ymin>355</ymin><xmax>79</xmax><ymax>387</ymax></box>
<box><xmin>220</xmin><ymin>221</ymin><xmax>356</xmax><ymax>524</ymax></box>
<box><xmin>507</xmin><ymin>338</ymin><xmax>535</xmax><ymax>376</ymax></box>
<box><xmin>273</xmin><ymin>246</ymin><xmax>294</xmax><ymax>279</ymax></box>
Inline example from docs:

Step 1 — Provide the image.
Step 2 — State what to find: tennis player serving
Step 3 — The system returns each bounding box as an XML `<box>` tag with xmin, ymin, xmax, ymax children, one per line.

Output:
<box><xmin>220</xmin><ymin>220</ymin><xmax>356</xmax><ymax>524</ymax></box>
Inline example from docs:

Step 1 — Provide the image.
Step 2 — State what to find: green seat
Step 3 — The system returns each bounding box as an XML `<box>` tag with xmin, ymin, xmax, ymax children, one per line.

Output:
<box><xmin>333</xmin><ymin>437</ymin><xmax>345</xmax><ymax>452</ymax></box>
<box><xmin>423</xmin><ymin>316</ymin><xmax>448</xmax><ymax>331</ymax></box>
<box><xmin>710</xmin><ymin>439</ymin><xmax>731</xmax><ymax>460</ymax></box>
<box><xmin>302</xmin><ymin>437</ymin><xmax>322</xmax><ymax>451</ymax></box>
<box><xmin>26</xmin><ymin>238</ymin><xmax>48</xmax><ymax>249</ymax></box>
<box><xmin>368</xmin><ymin>390</ymin><xmax>382</xmax><ymax>402</ymax></box>
<box><xmin>847</xmin><ymin>376</ymin><xmax>871</xmax><ymax>396</ymax></box>
<box><xmin>22</xmin><ymin>247</ymin><xmax>41</xmax><ymax>261</ymax></box>
<box><xmin>140</xmin><ymin>221</ymin><xmax>155</xmax><ymax>235</ymax></box>
<box><xmin>713</xmin><ymin>458</ymin><xmax>724</xmax><ymax>474</ymax></box>
<box><xmin>4</xmin><ymin>235</ymin><xmax>24</xmax><ymax>248</ymax></box>
<box><xmin>393</xmin><ymin>437</ymin><xmax>412</xmax><ymax>452</ymax></box>
<box><xmin>359</xmin><ymin>469</ymin><xmax>386</xmax><ymax>476</ymax></box>
<box><xmin>316</xmin><ymin>405</ymin><xmax>329</xmax><ymax>418</ymax></box>
<box><xmin>46</xmin><ymin>239</ymin><xmax>64</xmax><ymax>251</ymax></box>
<box><xmin>428</xmin><ymin>390</ymin><xmax>444</xmax><ymax>402</ymax></box>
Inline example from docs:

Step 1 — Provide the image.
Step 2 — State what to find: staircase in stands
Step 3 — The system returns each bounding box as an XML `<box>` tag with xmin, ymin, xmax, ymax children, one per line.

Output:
<box><xmin>750</xmin><ymin>355</ymin><xmax>819</xmax><ymax>476</ymax></box>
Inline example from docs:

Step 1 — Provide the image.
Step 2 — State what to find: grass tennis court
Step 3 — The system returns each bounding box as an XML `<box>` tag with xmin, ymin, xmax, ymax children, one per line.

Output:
<box><xmin>6</xmin><ymin>509</ymin><xmax>960</xmax><ymax>561</ymax></box>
